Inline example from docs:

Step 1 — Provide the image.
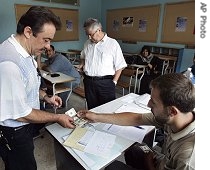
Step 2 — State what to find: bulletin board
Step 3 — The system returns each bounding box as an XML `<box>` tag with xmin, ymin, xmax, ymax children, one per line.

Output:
<box><xmin>106</xmin><ymin>5</ymin><xmax>160</xmax><ymax>42</ymax></box>
<box><xmin>14</xmin><ymin>4</ymin><xmax>79</xmax><ymax>41</ymax></box>
<box><xmin>161</xmin><ymin>1</ymin><xmax>195</xmax><ymax>45</ymax></box>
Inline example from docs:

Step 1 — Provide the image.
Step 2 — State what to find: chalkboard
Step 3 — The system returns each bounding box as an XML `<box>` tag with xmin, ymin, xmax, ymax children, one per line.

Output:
<box><xmin>106</xmin><ymin>5</ymin><xmax>160</xmax><ymax>42</ymax></box>
<box><xmin>15</xmin><ymin>4</ymin><xmax>79</xmax><ymax>41</ymax></box>
<box><xmin>161</xmin><ymin>1</ymin><xmax>195</xmax><ymax>45</ymax></box>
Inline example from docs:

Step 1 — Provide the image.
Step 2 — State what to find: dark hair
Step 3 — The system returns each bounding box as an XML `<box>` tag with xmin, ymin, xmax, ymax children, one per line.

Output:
<box><xmin>16</xmin><ymin>6</ymin><xmax>61</xmax><ymax>36</ymax></box>
<box><xmin>140</xmin><ymin>46</ymin><xmax>151</xmax><ymax>55</ymax></box>
<box><xmin>50</xmin><ymin>45</ymin><xmax>55</xmax><ymax>51</ymax></box>
<box><xmin>150</xmin><ymin>73</ymin><xmax>195</xmax><ymax>112</ymax></box>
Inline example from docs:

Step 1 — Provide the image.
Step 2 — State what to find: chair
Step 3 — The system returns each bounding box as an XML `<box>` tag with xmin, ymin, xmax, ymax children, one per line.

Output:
<box><xmin>73</xmin><ymin>86</ymin><xmax>87</xmax><ymax>109</ymax></box>
<box><xmin>116</xmin><ymin>68</ymin><xmax>136</xmax><ymax>96</ymax></box>
<box><xmin>72</xmin><ymin>73</ymin><xmax>87</xmax><ymax>109</ymax></box>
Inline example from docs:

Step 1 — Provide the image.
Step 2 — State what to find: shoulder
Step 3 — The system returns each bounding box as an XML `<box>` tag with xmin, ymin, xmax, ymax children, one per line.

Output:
<box><xmin>0</xmin><ymin>61</ymin><xmax>20</xmax><ymax>72</ymax></box>
<box><xmin>0</xmin><ymin>61</ymin><xmax>21</xmax><ymax>79</ymax></box>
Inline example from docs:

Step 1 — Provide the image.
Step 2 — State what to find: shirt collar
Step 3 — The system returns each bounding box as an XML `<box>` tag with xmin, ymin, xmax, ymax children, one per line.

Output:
<box><xmin>170</xmin><ymin>120</ymin><xmax>195</xmax><ymax>141</ymax></box>
<box><xmin>101</xmin><ymin>33</ymin><xmax>107</xmax><ymax>42</ymax></box>
<box><xmin>8</xmin><ymin>34</ymin><xmax>31</xmax><ymax>58</ymax></box>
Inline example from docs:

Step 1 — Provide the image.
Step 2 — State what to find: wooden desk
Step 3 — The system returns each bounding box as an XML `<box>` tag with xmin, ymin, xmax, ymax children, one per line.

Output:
<box><xmin>156</xmin><ymin>55</ymin><xmax>177</xmax><ymax>74</ymax></box>
<box><xmin>40</xmin><ymin>70</ymin><xmax>75</xmax><ymax>107</ymax></box>
<box><xmin>46</xmin><ymin>93</ymin><xmax>154</xmax><ymax>170</ymax></box>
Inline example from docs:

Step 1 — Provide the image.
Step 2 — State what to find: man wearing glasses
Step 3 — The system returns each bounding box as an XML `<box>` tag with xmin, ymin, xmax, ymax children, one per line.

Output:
<box><xmin>79</xmin><ymin>18</ymin><xmax>127</xmax><ymax>109</ymax></box>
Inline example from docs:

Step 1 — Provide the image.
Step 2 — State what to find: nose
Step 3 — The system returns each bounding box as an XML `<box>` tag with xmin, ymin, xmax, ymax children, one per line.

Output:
<box><xmin>147</xmin><ymin>99</ymin><xmax>152</xmax><ymax>108</ymax></box>
<box><xmin>45</xmin><ymin>44</ymin><xmax>51</xmax><ymax>50</ymax></box>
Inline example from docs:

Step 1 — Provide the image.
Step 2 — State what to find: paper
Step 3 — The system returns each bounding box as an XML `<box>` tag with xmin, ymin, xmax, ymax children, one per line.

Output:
<box><xmin>103</xmin><ymin>124</ymin><xmax>148</xmax><ymax>143</ymax></box>
<box><xmin>63</xmin><ymin>127</ymin><xmax>88</xmax><ymax>151</ymax></box>
<box><xmin>72</xmin><ymin>149</ymin><xmax>96</xmax><ymax>167</ymax></box>
<box><xmin>63</xmin><ymin>127</ymin><xmax>116</xmax><ymax>158</ymax></box>
<box><xmin>115</xmin><ymin>103</ymin><xmax>150</xmax><ymax>114</ymax></box>
<box><xmin>134</xmin><ymin>93</ymin><xmax>151</xmax><ymax>111</ymax></box>
<box><xmin>121</xmin><ymin>95</ymin><xmax>135</xmax><ymax>103</ymax></box>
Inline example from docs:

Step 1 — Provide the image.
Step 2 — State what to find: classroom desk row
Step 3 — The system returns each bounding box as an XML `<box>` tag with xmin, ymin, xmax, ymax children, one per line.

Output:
<box><xmin>40</xmin><ymin>70</ymin><xmax>75</xmax><ymax>108</ymax></box>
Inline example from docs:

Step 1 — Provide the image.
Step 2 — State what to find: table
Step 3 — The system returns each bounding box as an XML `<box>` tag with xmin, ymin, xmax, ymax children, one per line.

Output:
<box><xmin>46</xmin><ymin>93</ymin><xmax>155</xmax><ymax>170</ymax></box>
<box><xmin>40</xmin><ymin>70</ymin><xmax>75</xmax><ymax>107</ymax></box>
<box><xmin>56</xmin><ymin>50</ymin><xmax>81</xmax><ymax>65</ymax></box>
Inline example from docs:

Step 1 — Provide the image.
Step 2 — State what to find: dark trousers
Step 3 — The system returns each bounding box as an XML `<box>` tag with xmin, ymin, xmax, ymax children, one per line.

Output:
<box><xmin>105</xmin><ymin>143</ymin><xmax>147</xmax><ymax>170</ymax></box>
<box><xmin>83</xmin><ymin>76</ymin><xmax>116</xmax><ymax>109</ymax></box>
<box><xmin>0</xmin><ymin>124</ymin><xmax>37</xmax><ymax>170</ymax></box>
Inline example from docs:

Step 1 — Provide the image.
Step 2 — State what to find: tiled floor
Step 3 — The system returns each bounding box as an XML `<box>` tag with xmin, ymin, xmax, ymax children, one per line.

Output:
<box><xmin>0</xmin><ymin>90</ymin><xmax>124</xmax><ymax>170</ymax></box>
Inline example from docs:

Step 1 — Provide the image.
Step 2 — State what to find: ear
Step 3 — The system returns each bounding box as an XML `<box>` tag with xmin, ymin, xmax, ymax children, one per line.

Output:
<box><xmin>23</xmin><ymin>26</ymin><xmax>33</xmax><ymax>39</ymax></box>
<box><xmin>167</xmin><ymin>106</ymin><xmax>178</xmax><ymax>117</ymax></box>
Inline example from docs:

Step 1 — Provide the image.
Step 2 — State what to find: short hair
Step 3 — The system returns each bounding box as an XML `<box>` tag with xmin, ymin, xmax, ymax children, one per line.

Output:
<box><xmin>150</xmin><ymin>73</ymin><xmax>195</xmax><ymax>112</ymax></box>
<box><xmin>83</xmin><ymin>18</ymin><xmax>102</xmax><ymax>31</ymax></box>
<box><xmin>140</xmin><ymin>46</ymin><xmax>151</xmax><ymax>56</ymax></box>
<box><xmin>16</xmin><ymin>6</ymin><xmax>61</xmax><ymax>37</ymax></box>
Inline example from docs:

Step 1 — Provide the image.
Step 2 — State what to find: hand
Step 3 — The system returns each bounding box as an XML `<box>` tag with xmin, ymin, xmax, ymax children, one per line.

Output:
<box><xmin>45</xmin><ymin>95</ymin><xmax>62</xmax><ymax>108</ymax></box>
<box><xmin>77</xmin><ymin>64</ymin><xmax>84</xmax><ymax>73</ymax></box>
<box><xmin>77</xmin><ymin>110</ymin><xmax>97</xmax><ymax>123</ymax></box>
<box><xmin>57</xmin><ymin>114</ymin><xmax>76</xmax><ymax>129</ymax></box>
<box><xmin>148</xmin><ymin>63</ymin><xmax>153</xmax><ymax>69</ymax></box>
<box><xmin>143</xmin><ymin>151</ymin><xmax>156</xmax><ymax>170</ymax></box>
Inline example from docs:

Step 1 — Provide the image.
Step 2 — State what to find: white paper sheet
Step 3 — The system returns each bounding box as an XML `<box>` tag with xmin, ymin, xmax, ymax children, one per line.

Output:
<box><xmin>103</xmin><ymin>124</ymin><xmax>148</xmax><ymax>143</ymax></box>
<box><xmin>84</xmin><ymin>131</ymin><xmax>116</xmax><ymax>158</ymax></box>
<box><xmin>115</xmin><ymin>103</ymin><xmax>150</xmax><ymax>114</ymax></box>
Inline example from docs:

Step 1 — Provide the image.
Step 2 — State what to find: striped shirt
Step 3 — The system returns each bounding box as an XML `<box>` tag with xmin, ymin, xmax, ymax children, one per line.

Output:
<box><xmin>0</xmin><ymin>34</ymin><xmax>40</xmax><ymax>127</ymax></box>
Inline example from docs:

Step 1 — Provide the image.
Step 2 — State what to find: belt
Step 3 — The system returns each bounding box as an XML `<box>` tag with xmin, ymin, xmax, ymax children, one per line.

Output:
<box><xmin>84</xmin><ymin>74</ymin><xmax>113</xmax><ymax>80</ymax></box>
<box><xmin>0</xmin><ymin>124</ymin><xmax>30</xmax><ymax>133</ymax></box>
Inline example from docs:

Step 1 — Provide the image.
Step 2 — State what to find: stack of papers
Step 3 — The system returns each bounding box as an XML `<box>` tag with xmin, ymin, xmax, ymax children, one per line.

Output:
<box><xmin>63</xmin><ymin>127</ymin><xmax>116</xmax><ymax>158</ymax></box>
<box><xmin>134</xmin><ymin>93</ymin><xmax>151</xmax><ymax>110</ymax></box>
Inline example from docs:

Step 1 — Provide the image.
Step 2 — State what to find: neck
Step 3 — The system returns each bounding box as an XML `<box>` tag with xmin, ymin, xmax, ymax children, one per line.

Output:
<box><xmin>97</xmin><ymin>32</ymin><xmax>105</xmax><ymax>43</ymax></box>
<box><xmin>170</xmin><ymin>112</ymin><xmax>194</xmax><ymax>133</ymax></box>
<box><xmin>15</xmin><ymin>35</ymin><xmax>31</xmax><ymax>55</ymax></box>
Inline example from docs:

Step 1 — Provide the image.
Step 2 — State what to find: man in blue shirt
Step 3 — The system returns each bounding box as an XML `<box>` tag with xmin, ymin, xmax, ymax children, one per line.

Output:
<box><xmin>43</xmin><ymin>45</ymin><xmax>81</xmax><ymax>107</ymax></box>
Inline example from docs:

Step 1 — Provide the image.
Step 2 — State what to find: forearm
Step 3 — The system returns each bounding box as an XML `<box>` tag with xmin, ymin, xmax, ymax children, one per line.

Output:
<box><xmin>113</xmin><ymin>69</ymin><xmax>123</xmax><ymax>82</ymax></box>
<box><xmin>94</xmin><ymin>112</ymin><xmax>143</xmax><ymax>126</ymax></box>
<box><xmin>17</xmin><ymin>109</ymin><xmax>60</xmax><ymax>124</ymax></box>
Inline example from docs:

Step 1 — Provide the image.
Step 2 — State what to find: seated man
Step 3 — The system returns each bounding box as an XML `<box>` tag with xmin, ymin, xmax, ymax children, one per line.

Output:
<box><xmin>78</xmin><ymin>73</ymin><xmax>195</xmax><ymax>170</ymax></box>
<box><xmin>42</xmin><ymin>45</ymin><xmax>81</xmax><ymax>107</ymax></box>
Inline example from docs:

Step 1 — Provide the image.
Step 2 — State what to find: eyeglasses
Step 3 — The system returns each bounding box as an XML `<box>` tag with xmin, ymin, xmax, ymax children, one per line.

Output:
<box><xmin>87</xmin><ymin>29</ymin><xmax>98</xmax><ymax>38</ymax></box>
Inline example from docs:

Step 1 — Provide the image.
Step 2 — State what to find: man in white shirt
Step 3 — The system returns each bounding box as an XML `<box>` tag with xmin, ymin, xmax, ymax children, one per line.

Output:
<box><xmin>0</xmin><ymin>6</ymin><xmax>75</xmax><ymax>170</ymax></box>
<box><xmin>79</xmin><ymin>18</ymin><xmax>127</xmax><ymax>109</ymax></box>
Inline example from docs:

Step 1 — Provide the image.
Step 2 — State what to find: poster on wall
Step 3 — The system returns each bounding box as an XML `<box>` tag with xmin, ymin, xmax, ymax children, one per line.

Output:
<box><xmin>66</xmin><ymin>20</ymin><xmax>73</xmax><ymax>31</ymax></box>
<box><xmin>113</xmin><ymin>20</ymin><xmax>120</xmax><ymax>31</ymax></box>
<box><xmin>139</xmin><ymin>19</ymin><xmax>147</xmax><ymax>32</ymax></box>
<box><xmin>122</xmin><ymin>17</ymin><xmax>134</xmax><ymax>27</ymax></box>
<box><xmin>175</xmin><ymin>16</ymin><xmax>187</xmax><ymax>32</ymax></box>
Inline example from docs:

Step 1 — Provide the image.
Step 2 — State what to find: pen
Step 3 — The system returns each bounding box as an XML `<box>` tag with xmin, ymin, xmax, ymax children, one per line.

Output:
<box><xmin>107</xmin><ymin>124</ymin><xmax>113</xmax><ymax>130</ymax></box>
<box><xmin>134</xmin><ymin>126</ymin><xmax>145</xmax><ymax>130</ymax></box>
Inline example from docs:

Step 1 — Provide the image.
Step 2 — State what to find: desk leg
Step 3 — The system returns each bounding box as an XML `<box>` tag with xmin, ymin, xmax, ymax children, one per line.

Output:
<box><xmin>53</xmin><ymin>139</ymin><xmax>85</xmax><ymax>170</ymax></box>
<box><xmin>65</xmin><ymin>82</ymin><xmax>73</xmax><ymax>108</ymax></box>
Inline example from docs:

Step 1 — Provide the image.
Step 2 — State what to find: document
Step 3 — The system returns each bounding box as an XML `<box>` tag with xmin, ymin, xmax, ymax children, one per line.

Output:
<box><xmin>134</xmin><ymin>93</ymin><xmax>151</xmax><ymax>110</ymax></box>
<box><xmin>103</xmin><ymin>124</ymin><xmax>148</xmax><ymax>143</ymax></box>
<box><xmin>115</xmin><ymin>103</ymin><xmax>150</xmax><ymax>114</ymax></box>
<box><xmin>63</xmin><ymin>127</ymin><xmax>116</xmax><ymax>158</ymax></box>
